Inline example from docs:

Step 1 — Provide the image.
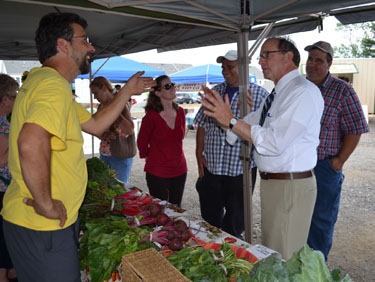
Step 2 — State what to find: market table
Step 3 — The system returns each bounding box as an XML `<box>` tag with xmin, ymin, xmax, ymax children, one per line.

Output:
<box><xmin>81</xmin><ymin>157</ymin><xmax>352</xmax><ymax>282</ymax></box>
<box><xmin>80</xmin><ymin>182</ymin><xmax>277</xmax><ymax>282</ymax></box>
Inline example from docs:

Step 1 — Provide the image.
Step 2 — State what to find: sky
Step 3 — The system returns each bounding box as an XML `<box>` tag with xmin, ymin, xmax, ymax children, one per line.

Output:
<box><xmin>124</xmin><ymin>16</ymin><xmax>345</xmax><ymax>68</ymax></box>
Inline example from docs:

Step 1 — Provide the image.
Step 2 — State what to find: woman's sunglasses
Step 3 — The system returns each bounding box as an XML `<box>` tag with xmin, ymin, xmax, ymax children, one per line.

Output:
<box><xmin>161</xmin><ymin>82</ymin><xmax>176</xmax><ymax>90</ymax></box>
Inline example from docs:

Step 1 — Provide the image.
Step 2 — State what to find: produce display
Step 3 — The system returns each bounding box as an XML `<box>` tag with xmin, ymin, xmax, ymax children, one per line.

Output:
<box><xmin>167</xmin><ymin>243</ymin><xmax>253</xmax><ymax>281</ymax></box>
<box><xmin>80</xmin><ymin>158</ymin><xmax>352</xmax><ymax>282</ymax></box>
<box><xmin>80</xmin><ymin>158</ymin><xmax>195</xmax><ymax>281</ymax></box>
<box><xmin>80</xmin><ymin>157</ymin><xmax>126</xmax><ymax>231</ymax></box>
<box><xmin>237</xmin><ymin>245</ymin><xmax>352</xmax><ymax>282</ymax></box>
<box><xmin>79</xmin><ymin>216</ymin><xmax>155</xmax><ymax>282</ymax></box>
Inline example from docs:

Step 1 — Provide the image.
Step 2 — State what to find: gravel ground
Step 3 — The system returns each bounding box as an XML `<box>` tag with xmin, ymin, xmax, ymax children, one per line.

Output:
<box><xmin>127</xmin><ymin>111</ymin><xmax>375</xmax><ymax>281</ymax></box>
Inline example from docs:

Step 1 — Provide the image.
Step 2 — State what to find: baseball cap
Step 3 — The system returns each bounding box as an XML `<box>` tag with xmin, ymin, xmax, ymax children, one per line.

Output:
<box><xmin>216</xmin><ymin>50</ymin><xmax>238</xmax><ymax>63</ymax></box>
<box><xmin>304</xmin><ymin>41</ymin><xmax>334</xmax><ymax>58</ymax></box>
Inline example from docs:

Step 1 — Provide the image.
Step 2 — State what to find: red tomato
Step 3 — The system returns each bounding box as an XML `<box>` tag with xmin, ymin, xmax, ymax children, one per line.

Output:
<box><xmin>224</xmin><ymin>237</ymin><xmax>237</xmax><ymax>243</ymax></box>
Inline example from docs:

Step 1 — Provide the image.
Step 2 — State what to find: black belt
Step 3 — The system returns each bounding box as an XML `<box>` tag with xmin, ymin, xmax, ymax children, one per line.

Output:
<box><xmin>259</xmin><ymin>170</ymin><xmax>313</xmax><ymax>180</ymax></box>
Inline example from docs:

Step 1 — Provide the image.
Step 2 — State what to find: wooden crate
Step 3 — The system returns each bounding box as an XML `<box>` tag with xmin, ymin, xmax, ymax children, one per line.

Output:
<box><xmin>122</xmin><ymin>248</ymin><xmax>191</xmax><ymax>282</ymax></box>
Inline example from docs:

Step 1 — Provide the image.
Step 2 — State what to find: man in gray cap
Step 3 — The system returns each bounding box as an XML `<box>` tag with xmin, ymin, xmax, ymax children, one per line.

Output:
<box><xmin>305</xmin><ymin>41</ymin><xmax>369</xmax><ymax>260</ymax></box>
<box><xmin>194</xmin><ymin>50</ymin><xmax>268</xmax><ymax>238</ymax></box>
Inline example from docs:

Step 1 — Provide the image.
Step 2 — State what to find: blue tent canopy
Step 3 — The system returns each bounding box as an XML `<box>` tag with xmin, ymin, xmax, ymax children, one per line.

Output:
<box><xmin>78</xmin><ymin>56</ymin><xmax>165</xmax><ymax>82</ymax></box>
<box><xmin>170</xmin><ymin>64</ymin><xmax>256</xmax><ymax>84</ymax></box>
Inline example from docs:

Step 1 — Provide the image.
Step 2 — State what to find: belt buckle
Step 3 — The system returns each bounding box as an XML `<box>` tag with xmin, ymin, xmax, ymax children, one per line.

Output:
<box><xmin>261</xmin><ymin>172</ymin><xmax>269</xmax><ymax>180</ymax></box>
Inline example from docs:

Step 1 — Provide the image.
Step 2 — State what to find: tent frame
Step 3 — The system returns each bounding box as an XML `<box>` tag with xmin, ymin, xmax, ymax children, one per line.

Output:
<box><xmin>2</xmin><ymin>0</ymin><xmax>374</xmax><ymax>245</ymax></box>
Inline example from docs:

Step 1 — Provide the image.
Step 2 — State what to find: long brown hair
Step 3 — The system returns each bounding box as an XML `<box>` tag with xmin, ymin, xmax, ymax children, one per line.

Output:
<box><xmin>144</xmin><ymin>75</ymin><xmax>178</xmax><ymax>113</ymax></box>
<box><xmin>90</xmin><ymin>76</ymin><xmax>114</xmax><ymax>93</ymax></box>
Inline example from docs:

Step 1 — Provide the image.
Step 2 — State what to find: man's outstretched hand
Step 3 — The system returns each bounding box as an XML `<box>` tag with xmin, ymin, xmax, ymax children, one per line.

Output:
<box><xmin>201</xmin><ymin>86</ymin><xmax>234</xmax><ymax>129</ymax></box>
<box><xmin>123</xmin><ymin>71</ymin><xmax>157</xmax><ymax>95</ymax></box>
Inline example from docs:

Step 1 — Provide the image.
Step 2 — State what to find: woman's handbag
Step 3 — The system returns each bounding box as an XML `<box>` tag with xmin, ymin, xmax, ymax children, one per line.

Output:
<box><xmin>109</xmin><ymin>132</ymin><xmax>137</xmax><ymax>158</ymax></box>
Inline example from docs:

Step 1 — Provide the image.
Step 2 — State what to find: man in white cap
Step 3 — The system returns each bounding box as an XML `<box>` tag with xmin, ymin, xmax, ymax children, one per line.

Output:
<box><xmin>194</xmin><ymin>50</ymin><xmax>268</xmax><ymax>238</ymax></box>
<box><xmin>304</xmin><ymin>41</ymin><xmax>369</xmax><ymax>260</ymax></box>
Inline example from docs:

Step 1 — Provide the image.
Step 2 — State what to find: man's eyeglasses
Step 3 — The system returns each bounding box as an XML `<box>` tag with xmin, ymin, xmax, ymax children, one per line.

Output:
<box><xmin>73</xmin><ymin>35</ymin><xmax>91</xmax><ymax>44</ymax></box>
<box><xmin>161</xmin><ymin>82</ymin><xmax>176</xmax><ymax>90</ymax></box>
<box><xmin>258</xmin><ymin>50</ymin><xmax>285</xmax><ymax>60</ymax></box>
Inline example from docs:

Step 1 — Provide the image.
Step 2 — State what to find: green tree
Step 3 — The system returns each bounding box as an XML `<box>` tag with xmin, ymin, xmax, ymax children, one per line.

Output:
<box><xmin>334</xmin><ymin>21</ymin><xmax>375</xmax><ymax>58</ymax></box>
<box><xmin>361</xmin><ymin>22</ymin><xmax>375</xmax><ymax>57</ymax></box>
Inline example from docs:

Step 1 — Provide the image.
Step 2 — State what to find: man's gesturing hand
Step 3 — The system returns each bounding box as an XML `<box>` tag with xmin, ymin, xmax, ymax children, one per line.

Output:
<box><xmin>123</xmin><ymin>71</ymin><xmax>157</xmax><ymax>95</ymax></box>
<box><xmin>201</xmin><ymin>86</ymin><xmax>234</xmax><ymax>129</ymax></box>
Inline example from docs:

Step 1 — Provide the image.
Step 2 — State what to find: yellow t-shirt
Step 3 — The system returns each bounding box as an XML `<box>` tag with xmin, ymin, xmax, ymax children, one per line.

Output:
<box><xmin>1</xmin><ymin>67</ymin><xmax>91</xmax><ymax>230</ymax></box>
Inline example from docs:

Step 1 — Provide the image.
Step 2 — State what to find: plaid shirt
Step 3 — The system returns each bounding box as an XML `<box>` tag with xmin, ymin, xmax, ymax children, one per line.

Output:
<box><xmin>194</xmin><ymin>82</ymin><xmax>268</xmax><ymax>176</ymax></box>
<box><xmin>317</xmin><ymin>73</ymin><xmax>369</xmax><ymax>160</ymax></box>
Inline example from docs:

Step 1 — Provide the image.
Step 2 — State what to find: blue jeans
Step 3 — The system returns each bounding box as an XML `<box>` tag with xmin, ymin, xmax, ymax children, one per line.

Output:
<box><xmin>308</xmin><ymin>158</ymin><xmax>345</xmax><ymax>260</ymax></box>
<box><xmin>100</xmin><ymin>154</ymin><xmax>133</xmax><ymax>184</ymax></box>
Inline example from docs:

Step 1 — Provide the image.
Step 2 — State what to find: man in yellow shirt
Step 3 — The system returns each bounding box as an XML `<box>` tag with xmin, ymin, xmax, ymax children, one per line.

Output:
<box><xmin>1</xmin><ymin>12</ymin><xmax>155</xmax><ymax>282</ymax></box>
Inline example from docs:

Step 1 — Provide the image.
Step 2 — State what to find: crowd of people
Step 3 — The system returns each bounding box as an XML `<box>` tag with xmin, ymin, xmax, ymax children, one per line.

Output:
<box><xmin>0</xmin><ymin>10</ymin><xmax>369</xmax><ymax>282</ymax></box>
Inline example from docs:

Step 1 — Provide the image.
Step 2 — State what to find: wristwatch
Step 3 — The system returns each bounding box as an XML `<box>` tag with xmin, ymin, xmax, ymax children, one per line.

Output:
<box><xmin>229</xmin><ymin>117</ymin><xmax>238</xmax><ymax>129</ymax></box>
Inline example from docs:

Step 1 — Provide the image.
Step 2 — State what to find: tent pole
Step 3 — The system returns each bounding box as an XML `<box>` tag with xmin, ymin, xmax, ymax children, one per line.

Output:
<box><xmin>237</xmin><ymin>26</ymin><xmax>252</xmax><ymax>244</ymax></box>
<box><xmin>248</xmin><ymin>22</ymin><xmax>275</xmax><ymax>58</ymax></box>
<box><xmin>89</xmin><ymin>65</ymin><xmax>95</xmax><ymax>158</ymax></box>
<box><xmin>238</xmin><ymin>21</ymin><xmax>274</xmax><ymax>244</ymax></box>
<box><xmin>88</xmin><ymin>57</ymin><xmax>111</xmax><ymax>158</ymax></box>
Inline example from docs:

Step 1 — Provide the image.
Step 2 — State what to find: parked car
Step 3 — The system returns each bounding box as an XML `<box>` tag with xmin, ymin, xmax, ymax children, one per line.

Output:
<box><xmin>176</xmin><ymin>93</ymin><xmax>201</xmax><ymax>104</ymax></box>
<box><xmin>190</xmin><ymin>93</ymin><xmax>201</xmax><ymax>103</ymax></box>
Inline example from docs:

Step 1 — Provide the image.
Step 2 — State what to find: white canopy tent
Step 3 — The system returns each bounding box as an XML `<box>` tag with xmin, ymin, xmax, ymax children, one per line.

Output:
<box><xmin>1</xmin><ymin>0</ymin><xmax>374</xmax><ymax>242</ymax></box>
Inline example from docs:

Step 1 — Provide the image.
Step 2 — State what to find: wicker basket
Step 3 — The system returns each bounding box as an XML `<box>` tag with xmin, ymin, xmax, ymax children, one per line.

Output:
<box><xmin>122</xmin><ymin>248</ymin><xmax>191</xmax><ymax>282</ymax></box>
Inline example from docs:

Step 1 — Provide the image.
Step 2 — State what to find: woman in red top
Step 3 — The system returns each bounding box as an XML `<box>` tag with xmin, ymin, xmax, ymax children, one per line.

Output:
<box><xmin>137</xmin><ymin>75</ymin><xmax>187</xmax><ymax>207</ymax></box>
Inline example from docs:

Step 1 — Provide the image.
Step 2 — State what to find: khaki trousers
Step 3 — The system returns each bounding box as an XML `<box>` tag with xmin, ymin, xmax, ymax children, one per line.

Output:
<box><xmin>260</xmin><ymin>175</ymin><xmax>317</xmax><ymax>260</ymax></box>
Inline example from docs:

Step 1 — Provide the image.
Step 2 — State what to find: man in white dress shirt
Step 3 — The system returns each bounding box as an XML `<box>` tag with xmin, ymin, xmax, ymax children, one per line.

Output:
<box><xmin>201</xmin><ymin>37</ymin><xmax>324</xmax><ymax>259</ymax></box>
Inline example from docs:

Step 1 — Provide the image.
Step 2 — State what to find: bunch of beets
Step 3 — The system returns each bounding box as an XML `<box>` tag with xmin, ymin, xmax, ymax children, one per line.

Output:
<box><xmin>115</xmin><ymin>190</ymin><xmax>192</xmax><ymax>251</ymax></box>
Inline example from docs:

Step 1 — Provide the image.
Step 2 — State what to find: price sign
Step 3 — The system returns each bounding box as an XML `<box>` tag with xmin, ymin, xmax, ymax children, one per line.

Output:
<box><xmin>248</xmin><ymin>244</ymin><xmax>278</xmax><ymax>260</ymax></box>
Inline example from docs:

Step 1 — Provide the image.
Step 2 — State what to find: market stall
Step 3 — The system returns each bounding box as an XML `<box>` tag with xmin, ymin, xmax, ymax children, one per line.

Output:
<box><xmin>79</xmin><ymin>157</ymin><xmax>352</xmax><ymax>282</ymax></box>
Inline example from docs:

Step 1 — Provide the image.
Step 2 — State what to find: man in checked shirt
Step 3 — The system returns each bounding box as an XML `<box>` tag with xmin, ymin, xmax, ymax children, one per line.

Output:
<box><xmin>194</xmin><ymin>50</ymin><xmax>268</xmax><ymax>239</ymax></box>
<box><xmin>305</xmin><ymin>41</ymin><xmax>369</xmax><ymax>260</ymax></box>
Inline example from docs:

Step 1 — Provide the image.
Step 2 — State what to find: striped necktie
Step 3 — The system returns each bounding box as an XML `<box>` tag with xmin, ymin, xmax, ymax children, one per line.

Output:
<box><xmin>249</xmin><ymin>88</ymin><xmax>276</xmax><ymax>171</ymax></box>
<box><xmin>259</xmin><ymin>88</ymin><xmax>275</xmax><ymax>126</ymax></box>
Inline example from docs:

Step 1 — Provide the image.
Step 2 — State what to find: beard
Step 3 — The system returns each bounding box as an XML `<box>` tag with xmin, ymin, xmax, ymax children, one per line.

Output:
<box><xmin>72</xmin><ymin>50</ymin><xmax>91</xmax><ymax>75</ymax></box>
<box><xmin>79</xmin><ymin>54</ymin><xmax>91</xmax><ymax>74</ymax></box>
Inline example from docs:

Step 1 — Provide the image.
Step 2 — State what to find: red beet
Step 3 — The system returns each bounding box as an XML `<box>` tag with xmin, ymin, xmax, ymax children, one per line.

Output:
<box><xmin>147</xmin><ymin>203</ymin><xmax>163</xmax><ymax>216</ymax></box>
<box><xmin>137</xmin><ymin>210</ymin><xmax>151</xmax><ymax>217</ymax></box>
<box><xmin>169</xmin><ymin>238</ymin><xmax>183</xmax><ymax>251</ymax></box>
<box><xmin>174</xmin><ymin>219</ymin><xmax>188</xmax><ymax>233</ymax></box>
<box><xmin>139</xmin><ymin>216</ymin><xmax>156</xmax><ymax>226</ymax></box>
<box><xmin>181</xmin><ymin>230</ymin><xmax>192</xmax><ymax>242</ymax></box>
<box><xmin>162</xmin><ymin>225</ymin><xmax>174</xmax><ymax>231</ymax></box>
<box><xmin>139</xmin><ymin>230</ymin><xmax>170</xmax><ymax>245</ymax></box>
<box><xmin>156</xmin><ymin>213</ymin><xmax>171</xmax><ymax>226</ymax></box>
<box><xmin>167</xmin><ymin>230</ymin><xmax>175</xmax><ymax>241</ymax></box>
<box><xmin>164</xmin><ymin>221</ymin><xmax>174</xmax><ymax>227</ymax></box>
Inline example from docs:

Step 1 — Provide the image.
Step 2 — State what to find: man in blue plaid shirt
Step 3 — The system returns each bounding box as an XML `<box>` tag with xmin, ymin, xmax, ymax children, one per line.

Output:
<box><xmin>305</xmin><ymin>41</ymin><xmax>369</xmax><ymax>260</ymax></box>
<box><xmin>194</xmin><ymin>50</ymin><xmax>268</xmax><ymax>238</ymax></box>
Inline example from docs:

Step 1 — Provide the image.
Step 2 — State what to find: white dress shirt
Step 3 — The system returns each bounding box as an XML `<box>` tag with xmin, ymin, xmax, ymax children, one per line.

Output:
<box><xmin>227</xmin><ymin>69</ymin><xmax>324</xmax><ymax>173</ymax></box>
